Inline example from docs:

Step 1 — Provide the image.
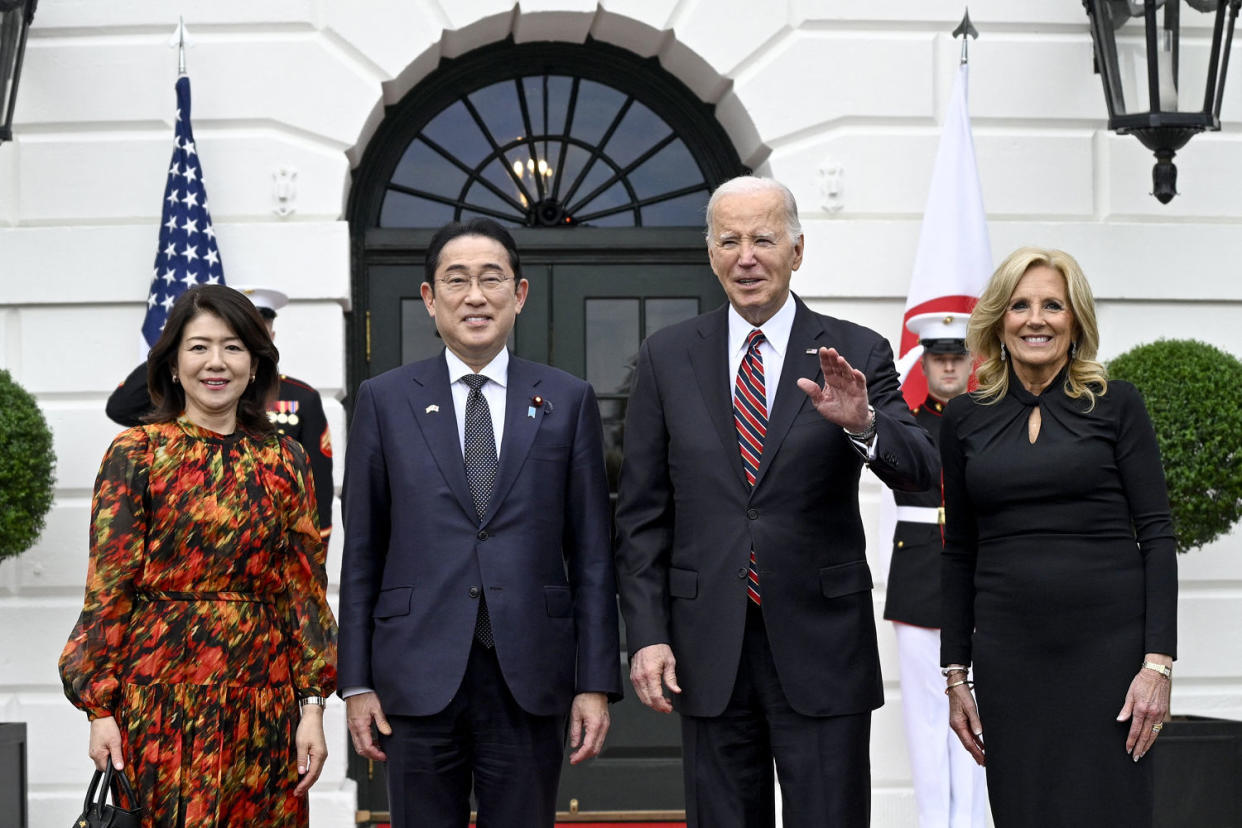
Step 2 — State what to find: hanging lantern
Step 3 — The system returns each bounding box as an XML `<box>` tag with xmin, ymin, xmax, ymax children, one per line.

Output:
<box><xmin>1083</xmin><ymin>0</ymin><xmax>1241</xmax><ymax>202</ymax></box>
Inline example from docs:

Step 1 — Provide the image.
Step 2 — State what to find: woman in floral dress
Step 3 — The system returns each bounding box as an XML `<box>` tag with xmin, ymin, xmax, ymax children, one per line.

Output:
<box><xmin>60</xmin><ymin>285</ymin><xmax>337</xmax><ymax>827</ymax></box>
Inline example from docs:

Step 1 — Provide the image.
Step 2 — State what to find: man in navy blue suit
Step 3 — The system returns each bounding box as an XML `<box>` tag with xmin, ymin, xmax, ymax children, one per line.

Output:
<box><xmin>616</xmin><ymin>177</ymin><xmax>938</xmax><ymax>827</ymax></box>
<box><xmin>339</xmin><ymin>218</ymin><xmax>622</xmax><ymax>828</ymax></box>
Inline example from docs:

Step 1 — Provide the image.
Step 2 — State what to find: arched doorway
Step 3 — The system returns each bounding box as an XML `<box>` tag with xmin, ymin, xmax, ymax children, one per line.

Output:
<box><xmin>347</xmin><ymin>37</ymin><xmax>746</xmax><ymax>823</ymax></box>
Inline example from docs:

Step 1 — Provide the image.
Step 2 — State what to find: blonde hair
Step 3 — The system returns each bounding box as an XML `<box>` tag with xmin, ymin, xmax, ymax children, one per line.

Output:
<box><xmin>968</xmin><ymin>247</ymin><xmax>1108</xmax><ymax>408</ymax></box>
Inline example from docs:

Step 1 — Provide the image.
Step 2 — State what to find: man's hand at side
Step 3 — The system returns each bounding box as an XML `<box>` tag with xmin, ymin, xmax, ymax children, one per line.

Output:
<box><xmin>629</xmin><ymin>643</ymin><xmax>681</xmax><ymax>714</ymax></box>
<box><xmin>568</xmin><ymin>692</ymin><xmax>611</xmax><ymax>765</ymax></box>
<box><xmin>346</xmin><ymin>691</ymin><xmax>392</xmax><ymax>762</ymax></box>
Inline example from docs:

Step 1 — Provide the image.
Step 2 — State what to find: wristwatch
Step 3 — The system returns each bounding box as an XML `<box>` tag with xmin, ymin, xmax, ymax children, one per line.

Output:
<box><xmin>299</xmin><ymin>695</ymin><xmax>327</xmax><ymax>708</ymax></box>
<box><xmin>843</xmin><ymin>404</ymin><xmax>877</xmax><ymax>443</ymax></box>
<box><xmin>1141</xmin><ymin>661</ymin><xmax>1172</xmax><ymax>678</ymax></box>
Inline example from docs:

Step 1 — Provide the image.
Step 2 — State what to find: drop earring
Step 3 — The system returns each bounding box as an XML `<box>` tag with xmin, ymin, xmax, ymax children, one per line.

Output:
<box><xmin>999</xmin><ymin>343</ymin><xmax>1008</xmax><ymax>362</ymax></box>
<box><xmin>1069</xmin><ymin>341</ymin><xmax>1078</xmax><ymax>360</ymax></box>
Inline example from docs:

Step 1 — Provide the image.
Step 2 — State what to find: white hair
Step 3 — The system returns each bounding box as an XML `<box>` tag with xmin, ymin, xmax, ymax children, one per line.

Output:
<box><xmin>705</xmin><ymin>176</ymin><xmax>803</xmax><ymax>243</ymax></box>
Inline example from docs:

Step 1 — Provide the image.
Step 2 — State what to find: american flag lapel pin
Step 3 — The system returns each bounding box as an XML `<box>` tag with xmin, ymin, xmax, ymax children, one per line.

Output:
<box><xmin>425</xmin><ymin>404</ymin><xmax>440</xmax><ymax>414</ymax></box>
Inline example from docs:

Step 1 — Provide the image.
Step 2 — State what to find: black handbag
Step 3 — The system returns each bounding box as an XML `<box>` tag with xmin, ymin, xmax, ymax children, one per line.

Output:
<box><xmin>73</xmin><ymin>762</ymin><xmax>142</xmax><ymax>828</ymax></box>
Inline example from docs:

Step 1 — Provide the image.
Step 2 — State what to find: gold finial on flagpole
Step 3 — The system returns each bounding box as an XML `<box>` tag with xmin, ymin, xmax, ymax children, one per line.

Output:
<box><xmin>953</xmin><ymin>8</ymin><xmax>979</xmax><ymax>65</ymax></box>
<box><xmin>170</xmin><ymin>17</ymin><xmax>188</xmax><ymax>76</ymax></box>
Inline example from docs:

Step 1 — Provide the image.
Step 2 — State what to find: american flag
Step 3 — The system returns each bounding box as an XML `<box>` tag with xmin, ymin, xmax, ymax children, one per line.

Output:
<box><xmin>141</xmin><ymin>75</ymin><xmax>224</xmax><ymax>348</ymax></box>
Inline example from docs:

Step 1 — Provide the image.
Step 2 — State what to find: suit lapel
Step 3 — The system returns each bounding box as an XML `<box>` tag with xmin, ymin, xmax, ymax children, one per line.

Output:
<box><xmin>404</xmin><ymin>354</ymin><xmax>477</xmax><ymax>521</ymax></box>
<box><xmin>488</xmin><ymin>356</ymin><xmax>544</xmax><ymax>525</ymax></box>
<box><xmin>752</xmin><ymin>298</ymin><xmax>826</xmax><ymax>491</ymax></box>
<box><xmin>690</xmin><ymin>307</ymin><xmax>749</xmax><ymax>490</ymax></box>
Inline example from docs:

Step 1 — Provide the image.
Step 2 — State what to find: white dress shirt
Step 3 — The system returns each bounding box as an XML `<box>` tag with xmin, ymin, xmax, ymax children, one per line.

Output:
<box><xmin>444</xmin><ymin>347</ymin><xmax>509</xmax><ymax>456</ymax></box>
<box><xmin>727</xmin><ymin>292</ymin><xmax>796</xmax><ymax>410</ymax></box>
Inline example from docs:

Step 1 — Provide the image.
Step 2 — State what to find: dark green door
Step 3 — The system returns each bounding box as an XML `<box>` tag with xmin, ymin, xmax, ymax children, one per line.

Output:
<box><xmin>351</xmin><ymin>229</ymin><xmax>724</xmax><ymax>821</ymax></box>
<box><xmin>542</xmin><ymin>260</ymin><xmax>720</xmax><ymax>818</ymax></box>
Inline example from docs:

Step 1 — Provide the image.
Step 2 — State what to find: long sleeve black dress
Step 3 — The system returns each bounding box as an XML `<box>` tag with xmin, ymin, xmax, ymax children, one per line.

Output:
<box><xmin>940</xmin><ymin>367</ymin><xmax>1177</xmax><ymax>828</ymax></box>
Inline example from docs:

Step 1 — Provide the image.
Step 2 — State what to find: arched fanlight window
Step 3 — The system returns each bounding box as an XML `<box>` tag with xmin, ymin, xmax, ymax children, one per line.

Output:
<box><xmin>365</xmin><ymin>40</ymin><xmax>738</xmax><ymax>229</ymax></box>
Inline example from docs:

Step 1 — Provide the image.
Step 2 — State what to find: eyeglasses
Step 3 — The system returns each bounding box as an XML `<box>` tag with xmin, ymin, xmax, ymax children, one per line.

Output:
<box><xmin>436</xmin><ymin>274</ymin><xmax>513</xmax><ymax>295</ymax></box>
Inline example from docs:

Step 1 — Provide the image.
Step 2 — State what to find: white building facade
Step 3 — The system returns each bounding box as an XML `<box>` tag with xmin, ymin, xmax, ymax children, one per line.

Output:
<box><xmin>1</xmin><ymin>2</ymin><xmax>1240</xmax><ymax>826</ymax></box>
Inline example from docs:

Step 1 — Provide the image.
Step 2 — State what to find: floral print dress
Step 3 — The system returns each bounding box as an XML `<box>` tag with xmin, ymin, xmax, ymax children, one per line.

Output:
<box><xmin>59</xmin><ymin>419</ymin><xmax>338</xmax><ymax>828</ymax></box>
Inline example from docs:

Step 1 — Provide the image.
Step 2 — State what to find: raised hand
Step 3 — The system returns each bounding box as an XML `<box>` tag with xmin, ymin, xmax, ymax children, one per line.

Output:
<box><xmin>795</xmin><ymin>347</ymin><xmax>871</xmax><ymax>432</ymax></box>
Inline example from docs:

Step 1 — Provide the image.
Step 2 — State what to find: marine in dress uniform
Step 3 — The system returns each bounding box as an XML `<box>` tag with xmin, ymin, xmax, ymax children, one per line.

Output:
<box><xmin>105</xmin><ymin>286</ymin><xmax>334</xmax><ymax>539</ymax></box>
<box><xmin>883</xmin><ymin>312</ymin><xmax>987</xmax><ymax>828</ymax></box>
<box><xmin>267</xmin><ymin>372</ymin><xmax>334</xmax><ymax>540</ymax></box>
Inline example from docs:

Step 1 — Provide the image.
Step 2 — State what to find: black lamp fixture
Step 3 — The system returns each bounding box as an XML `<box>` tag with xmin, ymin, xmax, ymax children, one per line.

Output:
<box><xmin>0</xmin><ymin>0</ymin><xmax>36</xmax><ymax>144</ymax></box>
<box><xmin>1083</xmin><ymin>0</ymin><xmax>1241</xmax><ymax>203</ymax></box>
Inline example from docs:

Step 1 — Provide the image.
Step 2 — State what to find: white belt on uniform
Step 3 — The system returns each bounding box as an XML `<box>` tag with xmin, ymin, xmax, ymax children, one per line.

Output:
<box><xmin>895</xmin><ymin>505</ymin><xmax>944</xmax><ymax>525</ymax></box>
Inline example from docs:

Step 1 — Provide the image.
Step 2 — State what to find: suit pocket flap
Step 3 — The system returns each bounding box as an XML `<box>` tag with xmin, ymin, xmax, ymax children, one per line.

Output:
<box><xmin>819</xmin><ymin>560</ymin><xmax>874</xmax><ymax>599</ymax></box>
<box><xmin>544</xmin><ymin>585</ymin><xmax>573</xmax><ymax>617</ymax></box>
<box><xmin>373</xmin><ymin>586</ymin><xmax>413</xmax><ymax>619</ymax></box>
<box><xmin>669</xmin><ymin>566</ymin><xmax>698</xmax><ymax>599</ymax></box>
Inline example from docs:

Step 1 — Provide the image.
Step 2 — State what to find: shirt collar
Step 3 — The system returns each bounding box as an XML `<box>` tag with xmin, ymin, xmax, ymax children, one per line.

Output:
<box><xmin>444</xmin><ymin>347</ymin><xmax>510</xmax><ymax>389</ymax></box>
<box><xmin>728</xmin><ymin>291</ymin><xmax>797</xmax><ymax>358</ymax></box>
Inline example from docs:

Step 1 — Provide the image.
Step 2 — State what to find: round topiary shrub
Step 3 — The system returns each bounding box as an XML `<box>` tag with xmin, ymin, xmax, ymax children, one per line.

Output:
<box><xmin>1109</xmin><ymin>339</ymin><xmax>1242</xmax><ymax>553</ymax></box>
<box><xmin>0</xmin><ymin>369</ymin><xmax>56</xmax><ymax>562</ymax></box>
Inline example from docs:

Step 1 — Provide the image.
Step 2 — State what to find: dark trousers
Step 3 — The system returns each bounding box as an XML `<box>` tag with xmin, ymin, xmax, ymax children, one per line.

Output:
<box><xmin>382</xmin><ymin>641</ymin><xmax>566</xmax><ymax>828</ymax></box>
<box><xmin>681</xmin><ymin>602</ymin><xmax>872</xmax><ymax>828</ymax></box>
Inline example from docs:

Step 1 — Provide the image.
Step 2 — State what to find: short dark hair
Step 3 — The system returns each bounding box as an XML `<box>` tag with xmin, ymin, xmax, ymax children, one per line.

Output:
<box><xmin>424</xmin><ymin>218</ymin><xmax>521</xmax><ymax>290</ymax></box>
<box><xmin>145</xmin><ymin>285</ymin><xmax>280</xmax><ymax>435</ymax></box>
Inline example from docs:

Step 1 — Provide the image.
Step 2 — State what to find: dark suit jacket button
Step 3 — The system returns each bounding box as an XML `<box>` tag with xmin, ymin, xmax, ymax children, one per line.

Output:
<box><xmin>746</xmin><ymin>508</ymin><xmax>759</xmax><ymax>520</ymax></box>
<box><xmin>469</xmin><ymin>586</ymin><xmax>480</xmax><ymax>598</ymax></box>
<box><xmin>477</xmin><ymin>530</ymin><xmax>489</xmax><ymax>540</ymax></box>
<box><xmin>737</xmin><ymin>568</ymin><xmax>747</xmax><ymax>579</ymax></box>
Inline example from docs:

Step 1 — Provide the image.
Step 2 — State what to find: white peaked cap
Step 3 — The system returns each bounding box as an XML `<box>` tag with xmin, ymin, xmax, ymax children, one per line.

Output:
<box><xmin>906</xmin><ymin>311</ymin><xmax>969</xmax><ymax>353</ymax></box>
<box><xmin>905</xmin><ymin>311</ymin><xmax>969</xmax><ymax>341</ymax></box>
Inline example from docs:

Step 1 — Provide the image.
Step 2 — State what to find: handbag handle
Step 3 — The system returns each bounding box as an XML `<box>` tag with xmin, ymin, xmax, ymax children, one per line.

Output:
<box><xmin>82</xmin><ymin>766</ymin><xmax>105</xmax><ymax>814</ymax></box>
<box><xmin>83</xmin><ymin>762</ymin><xmax>139</xmax><ymax>814</ymax></box>
<box><xmin>104</xmin><ymin>762</ymin><xmax>139</xmax><ymax>811</ymax></box>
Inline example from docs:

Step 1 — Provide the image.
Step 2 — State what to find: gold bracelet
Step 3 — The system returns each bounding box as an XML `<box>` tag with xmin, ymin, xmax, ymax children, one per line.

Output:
<box><xmin>944</xmin><ymin>679</ymin><xmax>974</xmax><ymax>695</ymax></box>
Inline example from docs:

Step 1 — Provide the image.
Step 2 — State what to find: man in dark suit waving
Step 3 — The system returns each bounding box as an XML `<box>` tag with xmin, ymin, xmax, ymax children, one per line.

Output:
<box><xmin>615</xmin><ymin>177</ymin><xmax>938</xmax><ymax>827</ymax></box>
<box><xmin>339</xmin><ymin>219</ymin><xmax>622</xmax><ymax>828</ymax></box>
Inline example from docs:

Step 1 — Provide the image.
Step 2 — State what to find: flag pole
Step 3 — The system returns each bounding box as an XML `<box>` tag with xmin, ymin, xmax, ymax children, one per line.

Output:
<box><xmin>139</xmin><ymin>30</ymin><xmax>225</xmax><ymax>356</ymax></box>
<box><xmin>953</xmin><ymin>8</ymin><xmax>979</xmax><ymax>65</ymax></box>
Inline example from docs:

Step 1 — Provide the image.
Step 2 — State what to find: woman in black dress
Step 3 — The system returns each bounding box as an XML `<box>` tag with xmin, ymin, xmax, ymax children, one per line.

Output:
<box><xmin>940</xmin><ymin>247</ymin><xmax>1176</xmax><ymax>827</ymax></box>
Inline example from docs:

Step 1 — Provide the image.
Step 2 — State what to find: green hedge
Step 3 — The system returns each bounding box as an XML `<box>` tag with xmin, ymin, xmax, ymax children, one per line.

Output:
<box><xmin>1109</xmin><ymin>340</ymin><xmax>1242</xmax><ymax>553</ymax></box>
<box><xmin>0</xmin><ymin>370</ymin><xmax>56</xmax><ymax>561</ymax></box>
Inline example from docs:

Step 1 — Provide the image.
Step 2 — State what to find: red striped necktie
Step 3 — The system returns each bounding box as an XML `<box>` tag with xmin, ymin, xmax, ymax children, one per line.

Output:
<box><xmin>734</xmin><ymin>328</ymin><xmax>766</xmax><ymax>605</ymax></box>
